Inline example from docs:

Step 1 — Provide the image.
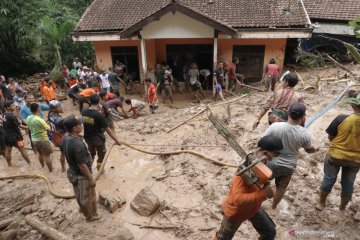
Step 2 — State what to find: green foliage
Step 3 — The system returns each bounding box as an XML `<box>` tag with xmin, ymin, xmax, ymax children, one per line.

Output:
<box><xmin>296</xmin><ymin>51</ymin><xmax>326</xmax><ymax>69</ymax></box>
<box><xmin>0</xmin><ymin>0</ymin><xmax>94</xmax><ymax>77</ymax></box>
<box><xmin>349</xmin><ymin>16</ymin><xmax>360</xmax><ymax>38</ymax></box>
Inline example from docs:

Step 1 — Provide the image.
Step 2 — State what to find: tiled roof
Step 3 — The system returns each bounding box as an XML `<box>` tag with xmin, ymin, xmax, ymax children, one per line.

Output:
<box><xmin>74</xmin><ymin>0</ymin><xmax>310</xmax><ymax>33</ymax></box>
<box><xmin>313</xmin><ymin>23</ymin><xmax>355</xmax><ymax>36</ymax></box>
<box><xmin>303</xmin><ymin>0</ymin><xmax>360</xmax><ymax>22</ymax></box>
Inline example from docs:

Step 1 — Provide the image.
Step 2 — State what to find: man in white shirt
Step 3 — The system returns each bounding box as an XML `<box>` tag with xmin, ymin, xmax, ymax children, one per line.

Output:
<box><xmin>262</xmin><ymin>102</ymin><xmax>319</xmax><ymax>209</ymax></box>
<box><xmin>98</xmin><ymin>71</ymin><xmax>112</xmax><ymax>92</ymax></box>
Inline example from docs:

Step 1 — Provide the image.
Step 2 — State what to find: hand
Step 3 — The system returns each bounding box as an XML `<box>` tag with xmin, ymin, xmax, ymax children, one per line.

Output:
<box><xmin>262</xmin><ymin>185</ymin><xmax>274</xmax><ymax>199</ymax></box>
<box><xmin>252</xmin><ymin>120</ymin><xmax>260</xmax><ymax>130</ymax></box>
<box><xmin>89</xmin><ymin>178</ymin><xmax>96</xmax><ymax>188</ymax></box>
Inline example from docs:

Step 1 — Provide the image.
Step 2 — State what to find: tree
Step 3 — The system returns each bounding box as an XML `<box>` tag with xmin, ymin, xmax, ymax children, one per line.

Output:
<box><xmin>349</xmin><ymin>16</ymin><xmax>360</xmax><ymax>38</ymax></box>
<box><xmin>39</xmin><ymin>16</ymin><xmax>74</xmax><ymax>68</ymax></box>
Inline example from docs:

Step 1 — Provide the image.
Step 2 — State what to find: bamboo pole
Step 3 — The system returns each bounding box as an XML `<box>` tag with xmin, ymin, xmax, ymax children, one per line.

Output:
<box><xmin>25</xmin><ymin>215</ymin><xmax>72</xmax><ymax>240</ymax></box>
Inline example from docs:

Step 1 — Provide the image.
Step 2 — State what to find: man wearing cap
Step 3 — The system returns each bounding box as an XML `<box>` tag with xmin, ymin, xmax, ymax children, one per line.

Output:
<box><xmin>317</xmin><ymin>91</ymin><xmax>360</xmax><ymax>211</ymax></box>
<box><xmin>27</xmin><ymin>103</ymin><xmax>54</xmax><ymax>172</ymax></box>
<box><xmin>62</xmin><ymin>116</ymin><xmax>100</xmax><ymax>222</ymax></box>
<box><xmin>82</xmin><ymin>94</ymin><xmax>121</xmax><ymax>170</ymax></box>
<box><xmin>48</xmin><ymin>100</ymin><xmax>66</xmax><ymax>172</ymax></box>
<box><xmin>215</xmin><ymin>135</ymin><xmax>283</xmax><ymax>240</ymax></box>
<box><xmin>253</xmin><ymin>72</ymin><xmax>303</xmax><ymax>130</ymax></box>
<box><xmin>262</xmin><ymin>102</ymin><xmax>318</xmax><ymax>209</ymax></box>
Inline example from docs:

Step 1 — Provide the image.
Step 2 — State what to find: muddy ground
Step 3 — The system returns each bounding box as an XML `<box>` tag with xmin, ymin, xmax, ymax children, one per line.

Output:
<box><xmin>1</xmin><ymin>65</ymin><xmax>360</xmax><ymax>240</ymax></box>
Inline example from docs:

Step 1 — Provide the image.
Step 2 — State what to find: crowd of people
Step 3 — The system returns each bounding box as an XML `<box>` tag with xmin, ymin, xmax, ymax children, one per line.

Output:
<box><xmin>0</xmin><ymin>58</ymin><xmax>359</xmax><ymax>238</ymax></box>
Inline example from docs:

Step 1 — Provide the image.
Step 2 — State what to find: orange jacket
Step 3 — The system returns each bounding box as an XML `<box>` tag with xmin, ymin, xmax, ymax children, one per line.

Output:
<box><xmin>222</xmin><ymin>175</ymin><xmax>266</xmax><ymax>222</ymax></box>
<box><xmin>43</xmin><ymin>86</ymin><xmax>56</xmax><ymax>102</ymax></box>
<box><xmin>79</xmin><ymin>88</ymin><xmax>96</xmax><ymax>97</ymax></box>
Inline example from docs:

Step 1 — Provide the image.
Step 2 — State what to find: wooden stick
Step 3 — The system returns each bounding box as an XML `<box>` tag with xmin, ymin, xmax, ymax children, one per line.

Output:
<box><xmin>128</xmin><ymin>222</ymin><xmax>178</xmax><ymax>230</ymax></box>
<box><xmin>295</xmin><ymin>71</ymin><xmax>305</xmax><ymax>85</ymax></box>
<box><xmin>167</xmin><ymin>94</ymin><xmax>248</xmax><ymax>133</ymax></box>
<box><xmin>236</xmin><ymin>82</ymin><xmax>264</xmax><ymax>92</ymax></box>
<box><xmin>25</xmin><ymin>215</ymin><xmax>72</xmax><ymax>240</ymax></box>
<box><xmin>198</xmin><ymin>227</ymin><xmax>216</xmax><ymax>231</ymax></box>
<box><xmin>325</xmin><ymin>54</ymin><xmax>356</xmax><ymax>75</ymax></box>
<box><xmin>166</xmin><ymin>108</ymin><xmax>207</xmax><ymax>133</ymax></box>
<box><xmin>95</xmin><ymin>143</ymin><xmax>115</xmax><ymax>181</ymax></box>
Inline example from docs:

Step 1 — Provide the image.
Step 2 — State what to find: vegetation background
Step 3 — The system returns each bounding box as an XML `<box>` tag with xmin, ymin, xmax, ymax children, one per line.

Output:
<box><xmin>0</xmin><ymin>0</ymin><xmax>94</xmax><ymax>78</ymax></box>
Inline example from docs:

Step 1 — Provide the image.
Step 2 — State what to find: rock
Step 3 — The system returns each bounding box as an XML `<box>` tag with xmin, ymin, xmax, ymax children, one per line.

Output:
<box><xmin>108</xmin><ymin>227</ymin><xmax>134</xmax><ymax>240</ymax></box>
<box><xmin>130</xmin><ymin>187</ymin><xmax>160</xmax><ymax>216</ymax></box>
<box><xmin>99</xmin><ymin>191</ymin><xmax>126</xmax><ymax>213</ymax></box>
<box><xmin>354</xmin><ymin>211</ymin><xmax>360</xmax><ymax>221</ymax></box>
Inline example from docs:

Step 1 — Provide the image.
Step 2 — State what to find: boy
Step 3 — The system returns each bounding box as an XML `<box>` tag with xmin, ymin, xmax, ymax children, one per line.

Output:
<box><xmin>125</xmin><ymin>98</ymin><xmax>145</xmax><ymax>119</ymax></box>
<box><xmin>145</xmin><ymin>78</ymin><xmax>158</xmax><ymax>114</ymax></box>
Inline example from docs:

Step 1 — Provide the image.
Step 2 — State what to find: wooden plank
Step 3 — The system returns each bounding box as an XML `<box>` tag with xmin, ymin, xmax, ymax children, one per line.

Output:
<box><xmin>25</xmin><ymin>215</ymin><xmax>72</xmax><ymax>240</ymax></box>
<box><xmin>0</xmin><ymin>218</ymin><xmax>14</xmax><ymax>229</ymax></box>
<box><xmin>208</xmin><ymin>114</ymin><xmax>247</xmax><ymax>160</ymax></box>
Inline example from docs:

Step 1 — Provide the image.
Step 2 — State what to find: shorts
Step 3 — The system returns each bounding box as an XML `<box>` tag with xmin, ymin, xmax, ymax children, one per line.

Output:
<box><xmin>163</xmin><ymin>85</ymin><xmax>173</xmax><ymax>98</ymax></box>
<box><xmin>215</xmin><ymin>83</ymin><xmax>223</xmax><ymax>93</ymax></box>
<box><xmin>33</xmin><ymin>141</ymin><xmax>53</xmax><ymax>155</ymax></box>
<box><xmin>191</xmin><ymin>82</ymin><xmax>202</xmax><ymax>91</ymax></box>
<box><xmin>5</xmin><ymin>139</ymin><xmax>24</xmax><ymax>148</ymax></box>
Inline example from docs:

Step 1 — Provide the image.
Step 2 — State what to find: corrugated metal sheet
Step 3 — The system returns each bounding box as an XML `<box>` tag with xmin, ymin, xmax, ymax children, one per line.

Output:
<box><xmin>313</xmin><ymin>22</ymin><xmax>355</xmax><ymax>36</ymax></box>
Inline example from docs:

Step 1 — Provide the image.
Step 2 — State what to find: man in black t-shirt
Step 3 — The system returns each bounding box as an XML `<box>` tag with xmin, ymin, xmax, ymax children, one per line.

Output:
<box><xmin>3</xmin><ymin>101</ymin><xmax>31</xmax><ymax>166</ymax></box>
<box><xmin>81</xmin><ymin>94</ymin><xmax>121</xmax><ymax>170</ymax></box>
<box><xmin>63</xmin><ymin>116</ymin><xmax>100</xmax><ymax>222</ymax></box>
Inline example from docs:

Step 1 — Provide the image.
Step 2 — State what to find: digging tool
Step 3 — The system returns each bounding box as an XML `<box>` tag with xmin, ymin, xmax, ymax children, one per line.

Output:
<box><xmin>208</xmin><ymin>113</ymin><xmax>272</xmax><ymax>187</ymax></box>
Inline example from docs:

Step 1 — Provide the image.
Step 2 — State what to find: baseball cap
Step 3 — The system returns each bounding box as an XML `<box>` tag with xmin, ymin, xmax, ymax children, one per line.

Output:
<box><xmin>49</xmin><ymin>100</ymin><xmax>61</xmax><ymax>109</ymax></box>
<box><xmin>344</xmin><ymin>91</ymin><xmax>360</xmax><ymax>106</ymax></box>
<box><xmin>258</xmin><ymin>135</ymin><xmax>283</xmax><ymax>152</ymax></box>
<box><xmin>289</xmin><ymin>102</ymin><xmax>306</xmax><ymax>119</ymax></box>
<box><xmin>63</xmin><ymin>116</ymin><xmax>83</xmax><ymax>132</ymax></box>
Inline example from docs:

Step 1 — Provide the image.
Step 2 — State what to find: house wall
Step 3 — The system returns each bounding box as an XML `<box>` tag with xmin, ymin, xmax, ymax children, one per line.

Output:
<box><xmin>93</xmin><ymin>40</ymin><xmax>142</xmax><ymax>71</ymax></box>
<box><xmin>217</xmin><ymin>38</ymin><xmax>287</xmax><ymax>71</ymax></box>
<box><xmin>141</xmin><ymin>12</ymin><xmax>214</xmax><ymax>39</ymax></box>
<box><xmin>93</xmin><ymin>38</ymin><xmax>286</xmax><ymax>77</ymax></box>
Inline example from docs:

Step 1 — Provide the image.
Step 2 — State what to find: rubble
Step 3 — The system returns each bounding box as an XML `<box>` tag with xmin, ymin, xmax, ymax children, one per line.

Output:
<box><xmin>108</xmin><ymin>227</ymin><xmax>134</xmax><ymax>240</ymax></box>
<box><xmin>99</xmin><ymin>191</ymin><xmax>126</xmax><ymax>213</ymax></box>
<box><xmin>130</xmin><ymin>187</ymin><xmax>160</xmax><ymax>216</ymax></box>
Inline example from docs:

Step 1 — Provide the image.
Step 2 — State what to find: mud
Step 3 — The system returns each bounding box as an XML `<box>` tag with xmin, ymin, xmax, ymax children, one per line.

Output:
<box><xmin>0</xmin><ymin>66</ymin><xmax>360</xmax><ymax>239</ymax></box>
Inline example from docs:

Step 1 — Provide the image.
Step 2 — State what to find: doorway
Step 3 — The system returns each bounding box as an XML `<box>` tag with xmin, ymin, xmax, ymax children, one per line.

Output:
<box><xmin>233</xmin><ymin>45</ymin><xmax>265</xmax><ymax>83</ymax></box>
<box><xmin>166</xmin><ymin>44</ymin><xmax>213</xmax><ymax>89</ymax></box>
<box><xmin>111</xmin><ymin>46</ymin><xmax>140</xmax><ymax>80</ymax></box>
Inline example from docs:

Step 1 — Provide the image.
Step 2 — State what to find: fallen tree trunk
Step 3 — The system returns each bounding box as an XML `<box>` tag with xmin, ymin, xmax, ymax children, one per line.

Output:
<box><xmin>25</xmin><ymin>215</ymin><xmax>72</xmax><ymax>240</ymax></box>
<box><xmin>325</xmin><ymin>54</ymin><xmax>356</xmax><ymax>75</ymax></box>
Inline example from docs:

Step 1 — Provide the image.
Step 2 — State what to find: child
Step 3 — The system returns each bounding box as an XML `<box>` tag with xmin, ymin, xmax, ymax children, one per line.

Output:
<box><xmin>125</xmin><ymin>98</ymin><xmax>145</xmax><ymax>119</ymax></box>
<box><xmin>145</xmin><ymin>78</ymin><xmax>158</xmax><ymax>114</ymax></box>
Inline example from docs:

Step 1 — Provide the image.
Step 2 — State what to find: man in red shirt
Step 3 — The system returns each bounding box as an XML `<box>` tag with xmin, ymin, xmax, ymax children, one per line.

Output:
<box><xmin>263</xmin><ymin>59</ymin><xmax>280</xmax><ymax>92</ymax></box>
<box><xmin>226</xmin><ymin>58</ymin><xmax>244</xmax><ymax>92</ymax></box>
<box><xmin>146</xmin><ymin>78</ymin><xmax>158</xmax><ymax>114</ymax></box>
<box><xmin>215</xmin><ymin>135</ymin><xmax>283</xmax><ymax>240</ymax></box>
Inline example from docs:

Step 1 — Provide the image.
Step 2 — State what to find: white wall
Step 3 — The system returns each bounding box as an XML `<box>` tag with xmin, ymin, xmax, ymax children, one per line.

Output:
<box><xmin>141</xmin><ymin>12</ymin><xmax>214</xmax><ymax>39</ymax></box>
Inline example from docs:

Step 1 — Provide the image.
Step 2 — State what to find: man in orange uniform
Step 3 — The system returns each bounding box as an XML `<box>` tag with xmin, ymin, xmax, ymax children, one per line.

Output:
<box><xmin>78</xmin><ymin>86</ymin><xmax>97</xmax><ymax>112</ymax></box>
<box><xmin>43</xmin><ymin>79</ymin><xmax>57</xmax><ymax>103</ymax></box>
<box><xmin>215</xmin><ymin>135</ymin><xmax>284</xmax><ymax>240</ymax></box>
<box><xmin>146</xmin><ymin>78</ymin><xmax>158</xmax><ymax>114</ymax></box>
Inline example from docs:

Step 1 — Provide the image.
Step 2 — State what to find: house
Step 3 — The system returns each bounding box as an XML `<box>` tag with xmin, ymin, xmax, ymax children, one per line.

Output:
<box><xmin>302</xmin><ymin>0</ymin><xmax>360</xmax><ymax>53</ymax></box>
<box><xmin>72</xmin><ymin>0</ymin><xmax>312</xmax><ymax>84</ymax></box>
